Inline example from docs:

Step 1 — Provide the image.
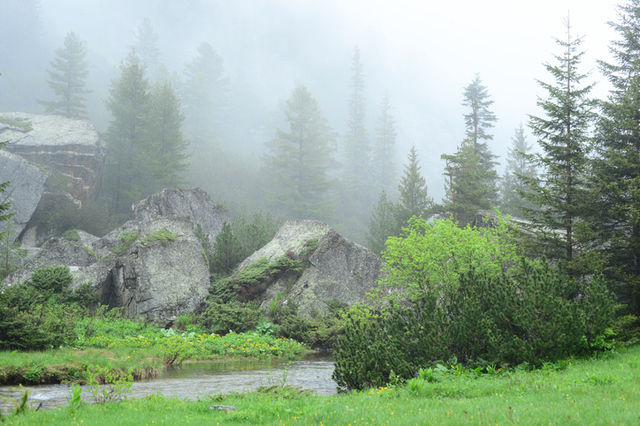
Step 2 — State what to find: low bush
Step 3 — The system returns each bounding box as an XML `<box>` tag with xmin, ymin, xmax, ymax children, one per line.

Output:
<box><xmin>333</xmin><ymin>259</ymin><xmax>616</xmax><ymax>390</ymax></box>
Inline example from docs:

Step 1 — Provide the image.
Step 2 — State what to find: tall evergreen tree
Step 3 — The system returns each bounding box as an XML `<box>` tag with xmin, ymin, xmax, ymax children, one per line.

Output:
<box><xmin>262</xmin><ymin>85</ymin><xmax>336</xmax><ymax>220</ymax></box>
<box><xmin>441</xmin><ymin>138</ymin><xmax>497</xmax><ymax>226</ymax></box>
<box><xmin>366</xmin><ymin>146</ymin><xmax>431</xmax><ymax>255</ymax></box>
<box><xmin>499</xmin><ymin>124</ymin><xmax>538</xmax><ymax>217</ymax></box>
<box><xmin>343</xmin><ymin>45</ymin><xmax>371</xmax><ymax>192</ymax></box>
<box><xmin>132</xmin><ymin>17</ymin><xmax>161</xmax><ymax>80</ymax></box>
<box><xmin>38</xmin><ymin>31</ymin><xmax>92</xmax><ymax>119</ymax></box>
<box><xmin>520</xmin><ymin>17</ymin><xmax>595</xmax><ymax>275</ymax></box>
<box><xmin>397</xmin><ymin>145</ymin><xmax>432</xmax><ymax>224</ymax></box>
<box><xmin>0</xmin><ymin>142</ymin><xmax>15</xmax><ymax>235</ymax></box>
<box><xmin>463</xmin><ymin>73</ymin><xmax>498</xmax><ymax>166</ymax></box>
<box><xmin>365</xmin><ymin>189</ymin><xmax>399</xmax><ymax>256</ymax></box>
<box><xmin>102</xmin><ymin>50</ymin><xmax>151</xmax><ymax>216</ymax></box>
<box><xmin>439</xmin><ymin>74</ymin><xmax>499</xmax><ymax>226</ymax></box>
<box><xmin>372</xmin><ymin>92</ymin><xmax>397</xmax><ymax>193</ymax></box>
<box><xmin>182</xmin><ymin>42</ymin><xmax>229</xmax><ymax>150</ymax></box>
<box><xmin>591</xmin><ymin>0</ymin><xmax>640</xmax><ymax>313</ymax></box>
<box><xmin>145</xmin><ymin>80</ymin><xmax>190</xmax><ymax>191</ymax></box>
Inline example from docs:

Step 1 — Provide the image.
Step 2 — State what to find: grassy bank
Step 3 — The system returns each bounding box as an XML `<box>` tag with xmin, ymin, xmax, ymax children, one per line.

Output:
<box><xmin>0</xmin><ymin>322</ymin><xmax>304</xmax><ymax>386</ymax></box>
<box><xmin>4</xmin><ymin>345</ymin><xmax>640</xmax><ymax>425</ymax></box>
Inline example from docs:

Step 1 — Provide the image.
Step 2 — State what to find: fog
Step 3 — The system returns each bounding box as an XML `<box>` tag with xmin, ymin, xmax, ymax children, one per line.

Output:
<box><xmin>0</xmin><ymin>0</ymin><xmax>620</xmax><ymax>238</ymax></box>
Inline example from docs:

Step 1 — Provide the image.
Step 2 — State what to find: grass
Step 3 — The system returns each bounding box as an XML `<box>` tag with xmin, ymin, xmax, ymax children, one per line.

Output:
<box><xmin>0</xmin><ymin>318</ymin><xmax>304</xmax><ymax>386</ymax></box>
<box><xmin>4</xmin><ymin>345</ymin><xmax>640</xmax><ymax>425</ymax></box>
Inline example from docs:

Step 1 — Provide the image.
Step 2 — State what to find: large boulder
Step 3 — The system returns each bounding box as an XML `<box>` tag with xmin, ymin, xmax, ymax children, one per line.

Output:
<box><xmin>2</xmin><ymin>188</ymin><xmax>223</xmax><ymax>327</ymax></box>
<box><xmin>0</xmin><ymin>150</ymin><xmax>47</xmax><ymax>238</ymax></box>
<box><xmin>87</xmin><ymin>218</ymin><xmax>210</xmax><ymax>326</ymax></box>
<box><xmin>233</xmin><ymin>220</ymin><xmax>383</xmax><ymax>318</ymax></box>
<box><xmin>132</xmin><ymin>187</ymin><xmax>229</xmax><ymax>243</ymax></box>
<box><xmin>0</xmin><ymin>112</ymin><xmax>104</xmax><ymax>207</ymax></box>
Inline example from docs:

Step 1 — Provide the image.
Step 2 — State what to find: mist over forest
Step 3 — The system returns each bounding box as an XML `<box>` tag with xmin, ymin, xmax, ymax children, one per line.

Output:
<box><xmin>0</xmin><ymin>0</ymin><xmax>621</xmax><ymax>244</ymax></box>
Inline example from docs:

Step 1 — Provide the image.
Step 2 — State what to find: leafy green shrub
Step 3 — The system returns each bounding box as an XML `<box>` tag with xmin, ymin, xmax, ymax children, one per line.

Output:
<box><xmin>31</xmin><ymin>265</ymin><xmax>73</xmax><ymax>294</ymax></box>
<box><xmin>612</xmin><ymin>314</ymin><xmax>640</xmax><ymax>346</ymax></box>
<box><xmin>332</xmin><ymin>259</ymin><xmax>616</xmax><ymax>390</ymax></box>
<box><xmin>0</xmin><ymin>303</ymin><xmax>82</xmax><ymax>350</ymax></box>
<box><xmin>199</xmin><ymin>301</ymin><xmax>260</xmax><ymax>335</ymax></box>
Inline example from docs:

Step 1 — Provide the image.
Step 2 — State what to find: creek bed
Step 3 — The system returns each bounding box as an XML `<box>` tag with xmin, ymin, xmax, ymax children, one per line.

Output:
<box><xmin>0</xmin><ymin>352</ymin><xmax>335</xmax><ymax>414</ymax></box>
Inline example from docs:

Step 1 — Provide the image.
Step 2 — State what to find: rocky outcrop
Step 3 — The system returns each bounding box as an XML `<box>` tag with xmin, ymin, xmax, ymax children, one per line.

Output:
<box><xmin>233</xmin><ymin>220</ymin><xmax>383</xmax><ymax>319</ymax></box>
<box><xmin>87</xmin><ymin>218</ymin><xmax>210</xmax><ymax>326</ymax></box>
<box><xmin>0</xmin><ymin>112</ymin><xmax>104</xmax><ymax>207</ymax></box>
<box><xmin>0</xmin><ymin>150</ymin><xmax>47</xmax><ymax>238</ymax></box>
<box><xmin>132</xmin><ymin>188</ymin><xmax>229</xmax><ymax>243</ymax></box>
<box><xmin>2</xmin><ymin>188</ymin><xmax>223</xmax><ymax>327</ymax></box>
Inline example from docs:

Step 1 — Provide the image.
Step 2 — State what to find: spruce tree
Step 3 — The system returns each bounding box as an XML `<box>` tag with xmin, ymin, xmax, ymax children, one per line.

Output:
<box><xmin>132</xmin><ymin>17</ymin><xmax>161</xmax><ymax>80</ymax></box>
<box><xmin>463</xmin><ymin>73</ymin><xmax>498</xmax><ymax>166</ymax></box>
<box><xmin>520</xmin><ymin>17</ymin><xmax>595</xmax><ymax>274</ymax></box>
<box><xmin>365</xmin><ymin>189</ymin><xmax>399</xmax><ymax>256</ymax></box>
<box><xmin>591</xmin><ymin>0</ymin><xmax>640</xmax><ymax>313</ymax></box>
<box><xmin>262</xmin><ymin>85</ymin><xmax>336</xmax><ymax>220</ymax></box>
<box><xmin>372</xmin><ymin>92</ymin><xmax>397</xmax><ymax>194</ymax></box>
<box><xmin>397</xmin><ymin>145</ymin><xmax>432</xmax><ymax>224</ymax></box>
<box><xmin>439</xmin><ymin>75</ymin><xmax>499</xmax><ymax>226</ymax></box>
<box><xmin>182</xmin><ymin>42</ymin><xmax>229</xmax><ymax>150</ymax></box>
<box><xmin>38</xmin><ymin>31</ymin><xmax>92</xmax><ymax>119</ymax></box>
<box><xmin>499</xmin><ymin>124</ymin><xmax>538</xmax><ymax>217</ymax></box>
<box><xmin>145</xmin><ymin>80</ymin><xmax>190</xmax><ymax>192</ymax></box>
<box><xmin>343</xmin><ymin>45</ymin><xmax>371</xmax><ymax>194</ymax></box>
<box><xmin>441</xmin><ymin>138</ymin><xmax>496</xmax><ymax>226</ymax></box>
<box><xmin>102</xmin><ymin>50</ymin><xmax>151</xmax><ymax>216</ymax></box>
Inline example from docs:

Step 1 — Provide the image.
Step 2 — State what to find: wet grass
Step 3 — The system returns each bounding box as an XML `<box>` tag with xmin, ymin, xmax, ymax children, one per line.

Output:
<box><xmin>4</xmin><ymin>345</ymin><xmax>640</xmax><ymax>425</ymax></box>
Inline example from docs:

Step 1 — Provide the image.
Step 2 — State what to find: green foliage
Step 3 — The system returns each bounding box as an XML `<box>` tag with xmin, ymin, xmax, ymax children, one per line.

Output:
<box><xmin>140</xmin><ymin>229</ymin><xmax>177</xmax><ymax>246</ymax></box>
<box><xmin>31</xmin><ymin>265</ymin><xmax>73</xmax><ymax>294</ymax></box>
<box><xmin>62</xmin><ymin>229</ymin><xmax>81</xmax><ymax>242</ymax></box>
<box><xmin>440</xmin><ymin>74</ymin><xmax>499</xmax><ymax>226</ymax></box>
<box><xmin>37</xmin><ymin>31</ymin><xmax>92</xmax><ymax>119</ymax></box>
<box><xmin>199</xmin><ymin>301</ymin><xmax>260</xmax><ymax>335</ymax></box>
<box><xmin>590</xmin><ymin>0</ymin><xmax>640</xmax><ymax>314</ymax></box>
<box><xmin>378</xmin><ymin>215</ymin><xmax>520</xmax><ymax>299</ymax></box>
<box><xmin>210</xmin><ymin>221</ymin><xmax>244</xmax><ymax>275</ymax></box>
<box><xmin>87</xmin><ymin>364</ymin><xmax>134</xmax><ymax>404</ymax></box>
<box><xmin>0</xmin><ymin>117</ymin><xmax>33</xmax><ymax>132</ymax></box>
<box><xmin>519</xmin><ymin>20</ymin><xmax>596</xmax><ymax>277</ymax></box>
<box><xmin>333</xmin><ymin>259</ymin><xmax>616</xmax><ymax>390</ymax></box>
<box><xmin>67</xmin><ymin>384</ymin><xmax>84</xmax><ymax>415</ymax></box>
<box><xmin>262</xmin><ymin>84</ymin><xmax>337</xmax><ymax>220</ymax></box>
<box><xmin>499</xmin><ymin>124</ymin><xmax>538</xmax><ymax>218</ymax></box>
<box><xmin>372</xmin><ymin>92</ymin><xmax>397</xmax><ymax>192</ymax></box>
<box><xmin>112</xmin><ymin>231</ymin><xmax>139</xmax><ymax>256</ymax></box>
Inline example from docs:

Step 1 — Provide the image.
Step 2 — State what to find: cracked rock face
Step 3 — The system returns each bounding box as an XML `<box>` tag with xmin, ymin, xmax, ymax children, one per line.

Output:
<box><xmin>2</xmin><ymin>188</ymin><xmax>221</xmax><ymax>327</ymax></box>
<box><xmin>0</xmin><ymin>112</ymin><xmax>104</xmax><ymax>208</ymax></box>
<box><xmin>0</xmin><ymin>150</ymin><xmax>46</xmax><ymax>238</ymax></box>
<box><xmin>234</xmin><ymin>220</ymin><xmax>384</xmax><ymax>319</ymax></box>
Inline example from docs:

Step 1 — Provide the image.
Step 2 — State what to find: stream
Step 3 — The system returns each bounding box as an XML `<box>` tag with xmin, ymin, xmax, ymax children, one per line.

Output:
<box><xmin>0</xmin><ymin>352</ymin><xmax>336</xmax><ymax>414</ymax></box>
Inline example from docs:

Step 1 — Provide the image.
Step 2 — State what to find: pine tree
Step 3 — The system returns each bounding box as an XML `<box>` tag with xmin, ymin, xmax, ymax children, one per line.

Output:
<box><xmin>182</xmin><ymin>42</ymin><xmax>229</xmax><ymax>150</ymax></box>
<box><xmin>397</xmin><ymin>145</ymin><xmax>432</xmax><ymax>224</ymax></box>
<box><xmin>591</xmin><ymin>0</ymin><xmax>640</xmax><ymax>313</ymax></box>
<box><xmin>463</xmin><ymin>73</ymin><xmax>498</xmax><ymax>166</ymax></box>
<box><xmin>439</xmin><ymin>75</ymin><xmax>499</xmax><ymax>226</ymax></box>
<box><xmin>520</xmin><ymin>17</ymin><xmax>595</xmax><ymax>274</ymax></box>
<box><xmin>343</xmin><ymin>46</ymin><xmax>371</xmax><ymax>194</ymax></box>
<box><xmin>0</xmin><ymin>142</ymin><xmax>15</xmax><ymax>233</ymax></box>
<box><xmin>499</xmin><ymin>124</ymin><xmax>538</xmax><ymax>217</ymax></box>
<box><xmin>441</xmin><ymin>138</ymin><xmax>496</xmax><ymax>226</ymax></box>
<box><xmin>372</xmin><ymin>92</ymin><xmax>397</xmax><ymax>193</ymax></box>
<box><xmin>145</xmin><ymin>80</ymin><xmax>190</xmax><ymax>192</ymax></box>
<box><xmin>365</xmin><ymin>189</ymin><xmax>399</xmax><ymax>256</ymax></box>
<box><xmin>132</xmin><ymin>17</ymin><xmax>161</xmax><ymax>80</ymax></box>
<box><xmin>102</xmin><ymin>50</ymin><xmax>151</xmax><ymax>216</ymax></box>
<box><xmin>261</xmin><ymin>85</ymin><xmax>336</xmax><ymax>220</ymax></box>
<box><xmin>38</xmin><ymin>31</ymin><xmax>92</xmax><ymax>119</ymax></box>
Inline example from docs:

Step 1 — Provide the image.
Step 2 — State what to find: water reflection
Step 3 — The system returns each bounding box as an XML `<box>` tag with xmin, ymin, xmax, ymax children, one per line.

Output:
<box><xmin>0</xmin><ymin>352</ymin><xmax>335</xmax><ymax>414</ymax></box>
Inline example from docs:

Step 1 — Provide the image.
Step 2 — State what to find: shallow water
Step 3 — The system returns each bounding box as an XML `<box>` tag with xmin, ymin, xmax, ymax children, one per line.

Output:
<box><xmin>0</xmin><ymin>352</ymin><xmax>335</xmax><ymax>414</ymax></box>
